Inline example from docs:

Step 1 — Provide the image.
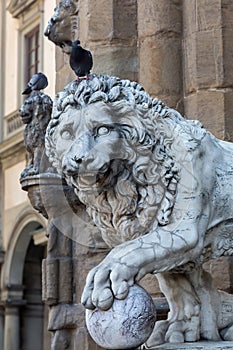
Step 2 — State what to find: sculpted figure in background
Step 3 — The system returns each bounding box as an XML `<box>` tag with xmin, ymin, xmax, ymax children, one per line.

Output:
<box><xmin>45</xmin><ymin>75</ymin><xmax>233</xmax><ymax>347</ymax></box>
<box><xmin>44</xmin><ymin>0</ymin><xmax>78</xmax><ymax>54</ymax></box>
<box><xmin>20</xmin><ymin>91</ymin><xmax>53</xmax><ymax>178</ymax></box>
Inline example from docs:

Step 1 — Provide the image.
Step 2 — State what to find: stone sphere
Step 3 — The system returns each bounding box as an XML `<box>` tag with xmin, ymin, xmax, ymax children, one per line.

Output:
<box><xmin>86</xmin><ymin>284</ymin><xmax>156</xmax><ymax>349</ymax></box>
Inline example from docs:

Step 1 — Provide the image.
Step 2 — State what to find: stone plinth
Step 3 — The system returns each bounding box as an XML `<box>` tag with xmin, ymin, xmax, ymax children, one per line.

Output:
<box><xmin>150</xmin><ymin>341</ymin><xmax>233</xmax><ymax>350</ymax></box>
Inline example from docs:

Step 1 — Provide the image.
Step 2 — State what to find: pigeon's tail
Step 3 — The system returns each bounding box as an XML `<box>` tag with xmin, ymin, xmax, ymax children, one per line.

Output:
<box><xmin>22</xmin><ymin>86</ymin><xmax>32</xmax><ymax>95</ymax></box>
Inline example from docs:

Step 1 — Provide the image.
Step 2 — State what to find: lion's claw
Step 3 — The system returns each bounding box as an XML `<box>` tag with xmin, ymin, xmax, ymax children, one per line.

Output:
<box><xmin>113</xmin><ymin>280</ymin><xmax>130</xmax><ymax>300</ymax></box>
<box><xmin>81</xmin><ymin>255</ymin><xmax>138</xmax><ymax>310</ymax></box>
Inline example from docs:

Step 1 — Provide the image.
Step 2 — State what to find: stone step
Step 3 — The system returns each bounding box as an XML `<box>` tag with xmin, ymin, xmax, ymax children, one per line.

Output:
<box><xmin>147</xmin><ymin>341</ymin><xmax>233</xmax><ymax>350</ymax></box>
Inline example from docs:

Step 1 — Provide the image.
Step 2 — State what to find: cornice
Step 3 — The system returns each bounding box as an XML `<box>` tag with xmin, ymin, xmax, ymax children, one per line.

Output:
<box><xmin>7</xmin><ymin>0</ymin><xmax>37</xmax><ymax>18</ymax></box>
<box><xmin>0</xmin><ymin>131</ymin><xmax>24</xmax><ymax>162</ymax></box>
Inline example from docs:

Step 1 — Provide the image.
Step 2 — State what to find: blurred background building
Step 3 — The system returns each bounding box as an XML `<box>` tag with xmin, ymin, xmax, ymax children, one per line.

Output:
<box><xmin>0</xmin><ymin>1</ymin><xmax>233</xmax><ymax>349</ymax></box>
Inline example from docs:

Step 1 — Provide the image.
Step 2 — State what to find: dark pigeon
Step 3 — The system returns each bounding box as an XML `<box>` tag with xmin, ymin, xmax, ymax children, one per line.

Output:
<box><xmin>69</xmin><ymin>40</ymin><xmax>93</xmax><ymax>79</ymax></box>
<box><xmin>22</xmin><ymin>72</ymin><xmax>48</xmax><ymax>95</ymax></box>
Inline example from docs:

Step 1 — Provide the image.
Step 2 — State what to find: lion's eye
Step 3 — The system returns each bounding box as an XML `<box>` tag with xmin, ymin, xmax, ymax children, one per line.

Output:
<box><xmin>96</xmin><ymin>126</ymin><xmax>110</xmax><ymax>136</ymax></box>
<box><xmin>61</xmin><ymin>129</ymin><xmax>73</xmax><ymax>140</ymax></box>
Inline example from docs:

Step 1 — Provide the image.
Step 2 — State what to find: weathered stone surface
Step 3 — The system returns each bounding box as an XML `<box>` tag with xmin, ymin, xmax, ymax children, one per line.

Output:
<box><xmin>184</xmin><ymin>90</ymin><xmax>233</xmax><ymax>140</ymax></box>
<box><xmin>79</xmin><ymin>0</ymin><xmax>137</xmax><ymax>43</ymax></box>
<box><xmin>150</xmin><ymin>341</ymin><xmax>233</xmax><ymax>350</ymax></box>
<box><xmin>56</xmin><ymin>67</ymin><xmax>74</xmax><ymax>92</ymax></box>
<box><xmin>224</xmin><ymin>92</ymin><xmax>233</xmax><ymax>142</ymax></box>
<box><xmin>184</xmin><ymin>91</ymin><xmax>225</xmax><ymax>138</ymax></box>
<box><xmin>79</xmin><ymin>0</ymin><xmax>114</xmax><ymax>43</ymax></box>
<box><xmin>93</xmin><ymin>45</ymin><xmax>138</xmax><ymax>81</ymax></box>
<box><xmin>138</xmin><ymin>0</ymin><xmax>182</xmax><ymax>37</ymax></box>
<box><xmin>183</xmin><ymin>30</ymin><xmax>223</xmax><ymax>93</ymax></box>
<box><xmin>183</xmin><ymin>0</ymin><xmax>222</xmax><ymax>36</ymax></box>
<box><xmin>205</xmin><ymin>257</ymin><xmax>233</xmax><ymax>293</ymax></box>
<box><xmin>138</xmin><ymin>0</ymin><xmax>182</xmax><ymax>111</ymax></box>
<box><xmin>112</xmin><ymin>0</ymin><xmax>137</xmax><ymax>41</ymax></box>
<box><xmin>86</xmin><ymin>285</ymin><xmax>156</xmax><ymax>349</ymax></box>
<box><xmin>139</xmin><ymin>36</ymin><xmax>182</xmax><ymax>109</ymax></box>
<box><xmin>222</xmin><ymin>29</ymin><xmax>233</xmax><ymax>85</ymax></box>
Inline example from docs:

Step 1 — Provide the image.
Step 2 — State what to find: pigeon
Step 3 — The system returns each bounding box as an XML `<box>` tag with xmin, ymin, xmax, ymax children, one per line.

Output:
<box><xmin>22</xmin><ymin>72</ymin><xmax>48</xmax><ymax>95</ymax></box>
<box><xmin>69</xmin><ymin>40</ymin><xmax>93</xmax><ymax>79</ymax></box>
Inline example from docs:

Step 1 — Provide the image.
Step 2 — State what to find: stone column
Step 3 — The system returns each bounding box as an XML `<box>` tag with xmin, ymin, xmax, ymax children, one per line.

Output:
<box><xmin>183</xmin><ymin>0</ymin><xmax>233</xmax><ymax>140</ymax></box>
<box><xmin>78</xmin><ymin>0</ymin><xmax>138</xmax><ymax>81</ymax></box>
<box><xmin>138</xmin><ymin>0</ymin><xmax>183</xmax><ymax>111</ymax></box>
<box><xmin>4</xmin><ymin>306</ymin><xmax>20</xmax><ymax>350</ymax></box>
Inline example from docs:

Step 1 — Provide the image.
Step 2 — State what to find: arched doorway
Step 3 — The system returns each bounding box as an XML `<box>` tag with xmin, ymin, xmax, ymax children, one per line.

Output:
<box><xmin>1</xmin><ymin>214</ymin><xmax>50</xmax><ymax>350</ymax></box>
<box><xmin>20</xmin><ymin>237</ymin><xmax>50</xmax><ymax>350</ymax></box>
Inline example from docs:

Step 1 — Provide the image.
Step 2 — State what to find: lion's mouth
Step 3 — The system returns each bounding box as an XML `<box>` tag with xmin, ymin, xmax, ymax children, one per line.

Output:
<box><xmin>69</xmin><ymin>165</ymin><xmax>110</xmax><ymax>191</ymax></box>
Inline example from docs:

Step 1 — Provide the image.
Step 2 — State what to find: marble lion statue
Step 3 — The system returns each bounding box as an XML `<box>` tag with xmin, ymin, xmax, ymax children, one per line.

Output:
<box><xmin>45</xmin><ymin>74</ymin><xmax>233</xmax><ymax>347</ymax></box>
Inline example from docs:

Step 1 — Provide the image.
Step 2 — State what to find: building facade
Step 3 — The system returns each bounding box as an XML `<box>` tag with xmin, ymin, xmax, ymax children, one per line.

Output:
<box><xmin>0</xmin><ymin>0</ymin><xmax>233</xmax><ymax>349</ymax></box>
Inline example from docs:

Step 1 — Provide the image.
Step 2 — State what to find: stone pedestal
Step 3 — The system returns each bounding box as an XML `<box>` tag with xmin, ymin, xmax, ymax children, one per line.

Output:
<box><xmin>150</xmin><ymin>341</ymin><xmax>233</xmax><ymax>350</ymax></box>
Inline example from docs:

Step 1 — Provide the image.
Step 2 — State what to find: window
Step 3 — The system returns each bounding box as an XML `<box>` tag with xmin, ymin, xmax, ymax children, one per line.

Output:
<box><xmin>25</xmin><ymin>26</ymin><xmax>40</xmax><ymax>84</ymax></box>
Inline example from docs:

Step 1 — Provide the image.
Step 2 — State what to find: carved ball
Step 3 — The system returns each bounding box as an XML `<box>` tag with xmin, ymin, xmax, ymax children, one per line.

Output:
<box><xmin>86</xmin><ymin>284</ymin><xmax>156</xmax><ymax>349</ymax></box>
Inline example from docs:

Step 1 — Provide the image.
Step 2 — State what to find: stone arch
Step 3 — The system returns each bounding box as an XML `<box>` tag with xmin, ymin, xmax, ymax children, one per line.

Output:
<box><xmin>2</xmin><ymin>210</ymin><xmax>46</xmax><ymax>292</ymax></box>
<box><xmin>1</xmin><ymin>210</ymin><xmax>48</xmax><ymax>350</ymax></box>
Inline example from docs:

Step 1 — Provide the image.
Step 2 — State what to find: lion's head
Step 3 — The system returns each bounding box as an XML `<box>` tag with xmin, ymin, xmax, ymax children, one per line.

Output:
<box><xmin>44</xmin><ymin>0</ymin><xmax>78</xmax><ymax>54</ymax></box>
<box><xmin>45</xmin><ymin>74</ymin><xmax>205</xmax><ymax>247</ymax></box>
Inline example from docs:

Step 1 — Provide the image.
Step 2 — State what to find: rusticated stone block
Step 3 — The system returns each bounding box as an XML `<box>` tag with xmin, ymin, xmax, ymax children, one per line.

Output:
<box><xmin>74</xmin><ymin>327</ymin><xmax>101</xmax><ymax>350</ymax></box>
<box><xmin>140</xmin><ymin>274</ymin><xmax>163</xmax><ymax>298</ymax></box>
<box><xmin>222</xmin><ymin>0</ymin><xmax>233</xmax><ymax>29</ymax></box>
<box><xmin>184</xmin><ymin>90</ymin><xmax>233</xmax><ymax>140</ymax></box>
<box><xmin>183</xmin><ymin>0</ymin><xmax>222</xmax><ymax>36</ymax></box>
<box><xmin>183</xmin><ymin>30</ymin><xmax>223</xmax><ymax>93</ymax></box>
<box><xmin>112</xmin><ymin>0</ymin><xmax>137</xmax><ymax>41</ymax></box>
<box><xmin>138</xmin><ymin>0</ymin><xmax>182</xmax><ymax>37</ymax></box>
<box><xmin>79</xmin><ymin>0</ymin><xmax>113</xmax><ymax>43</ymax></box>
<box><xmin>184</xmin><ymin>91</ymin><xmax>225</xmax><ymax>138</ymax></box>
<box><xmin>139</xmin><ymin>36</ymin><xmax>182</xmax><ymax>109</ymax></box>
<box><xmin>92</xmin><ymin>45</ymin><xmax>138</xmax><ymax>81</ymax></box>
<box><xmin>55</xmin><ymin>46</ymin><xmax>67</xmax><ymax>73</ymax></box>
<box><xmin>196</xmin><ymin>0</ymin><xmax>222</xmax><ymax>32</ymax></box>
<box><xmin>222</xmin><ymin>29</ymin><xmax>233</xmax><ymax>86</ymax></box>
<box><xmin>56</xmin><ymin>68</ymin><xmax>74</xmax><ymax>92</ymax></box>
<box><xmin>195</xmin><ymin>30</ymin><xmax>223</xmax><ymax>87</ymax></box>
<box><xmin>204</xmin><ymin>257</ymin><xmax>233</xmax><ymax>293</ymax></box>
<box><xmin>224</xmin><ymin>91</ymin><xmax>233</xmax><ymax>141</ymax></box>
<box><xmin>79</xmin><ymin>0</ymin><xmax>137</xmax><ymax>44</ymax></box>
<box><xmin>183</xmin><ymin>0</ymin><xmax>197</xmax><ymax>36</ymax></box>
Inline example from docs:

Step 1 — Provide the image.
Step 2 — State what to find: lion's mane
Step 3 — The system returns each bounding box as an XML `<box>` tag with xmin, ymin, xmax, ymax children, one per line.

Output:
<box><xmin>45</xmin><ymin>74</ymin><xmax>206</xmax><ymax>247</ymax></box>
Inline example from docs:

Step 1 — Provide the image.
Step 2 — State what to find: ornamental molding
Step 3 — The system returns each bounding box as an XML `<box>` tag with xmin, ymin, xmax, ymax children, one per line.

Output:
<box><xmin>7</xmin><ymin>0</ymin><xmax>37</xmax><ymax>18</ymax></box>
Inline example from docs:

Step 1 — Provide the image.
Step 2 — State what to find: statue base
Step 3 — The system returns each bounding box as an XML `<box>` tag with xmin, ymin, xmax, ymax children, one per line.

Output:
<box><xmin>150</xmin><ymin>341</ymin><xmax>233</xmax><ymax>349</ymax></box>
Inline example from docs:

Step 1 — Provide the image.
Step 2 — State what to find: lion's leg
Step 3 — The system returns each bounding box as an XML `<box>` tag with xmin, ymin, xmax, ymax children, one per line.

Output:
<box><xmin>26</xmin><ymin>150</ymin><xmax>33</xmax><ymax>168</ymax></box>
<box><xmin>146</xmin><ymin>272</ymin><xmax>200</xmax><ymax>347</ymax></box>
<box><xmin>188</xmin><ymin>267</ymin><xmax>221</xmax><ymax>341</ymax></box>
<box><xmin>32</xmin><ymin>147</ymin><xmax>43</xmax><ymax>173</ymax></box>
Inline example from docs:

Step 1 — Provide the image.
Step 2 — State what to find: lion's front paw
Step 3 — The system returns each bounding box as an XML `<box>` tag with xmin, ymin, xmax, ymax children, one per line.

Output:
<box><xmin>81</xmin><ymin>259</ymin><xmax>138</xmax><ymax>310</ymax></box>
